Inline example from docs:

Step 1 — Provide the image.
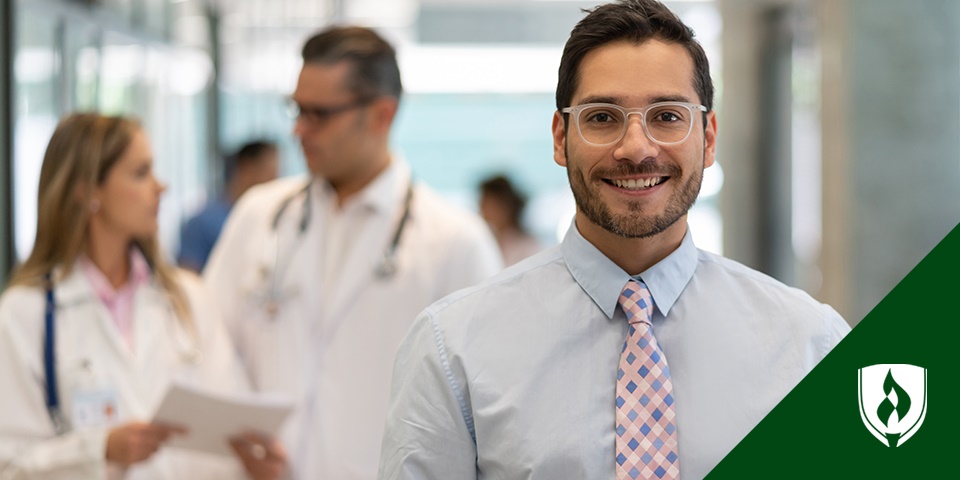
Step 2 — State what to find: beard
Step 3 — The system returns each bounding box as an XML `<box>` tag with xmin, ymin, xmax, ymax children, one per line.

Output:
<box><xmin>566</xmin><ymin>147</ymin><xmax>704</xmax><ymax>239</ymax></box>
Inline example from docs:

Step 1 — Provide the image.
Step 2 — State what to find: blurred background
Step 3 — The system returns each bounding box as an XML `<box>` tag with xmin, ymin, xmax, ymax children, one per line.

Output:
<box><xmin>1</xmin><ymin>0</ymin><xmax>958</xmax><ymax>325</ymax></box>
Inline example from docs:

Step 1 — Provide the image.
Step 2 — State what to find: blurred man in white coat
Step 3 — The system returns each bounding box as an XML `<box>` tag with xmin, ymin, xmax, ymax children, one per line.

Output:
<box><xmin>203</xmin><ymin>26</ymin><xmax>502</xmax><ymax>480</ymax></box>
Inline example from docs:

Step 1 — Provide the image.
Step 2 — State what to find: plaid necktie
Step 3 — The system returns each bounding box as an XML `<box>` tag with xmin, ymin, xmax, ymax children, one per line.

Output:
<box><xmin>616</xmin><ymin>280</ymin><xmax>679</xmax><ymax>479</ymax></box>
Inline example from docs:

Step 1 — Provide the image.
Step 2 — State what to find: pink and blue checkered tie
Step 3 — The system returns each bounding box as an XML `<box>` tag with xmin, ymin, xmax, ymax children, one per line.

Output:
<box><xmin>616</xmin><ymin>280</ymin><xmax>679</xmax><ymax>480</ymax></box>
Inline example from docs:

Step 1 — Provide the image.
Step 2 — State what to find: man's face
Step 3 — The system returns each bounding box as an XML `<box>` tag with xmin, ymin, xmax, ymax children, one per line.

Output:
<box><xmin>292</xmin><ymin>62</ymin><xmax>378</xmax><ymax>184</ymax></box>
<box><xmin>552</xmin><ymin>39</ymin><xmax>717</xmax><ymax>239</ymax></box>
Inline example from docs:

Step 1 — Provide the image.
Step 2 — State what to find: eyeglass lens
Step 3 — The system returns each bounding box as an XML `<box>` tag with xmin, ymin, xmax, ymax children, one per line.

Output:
<box><xmin>577</xmin><ymin>104</ymin><xmax>694</xmax><ymax>145</ymax></box>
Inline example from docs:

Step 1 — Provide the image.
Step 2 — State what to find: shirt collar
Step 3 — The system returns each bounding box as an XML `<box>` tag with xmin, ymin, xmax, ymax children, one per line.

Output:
<box><xmin>635</xmin><ymin>228</ymin><xmax>698</xmax><ymax>317</ymax></box>
<box><xmin>313</xmin><ymin>154</ymin><xmax>411</xmax><ymax>215</ymax></box>
<box><xmin>79</xmin><ymin>247</ymin><xmax>152</xmax><ymax>302</ymax></box>
<box><xmin>561</xmin><ymin>220</ymin><xmax>698</xmax><ymax>319</ymax></box>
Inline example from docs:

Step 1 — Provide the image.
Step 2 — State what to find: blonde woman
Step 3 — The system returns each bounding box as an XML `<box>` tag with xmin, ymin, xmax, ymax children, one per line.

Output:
<box><xmin>0</xmin><ymin>113</ymin><xmax>285</xmax><ymax>479</ymax></box>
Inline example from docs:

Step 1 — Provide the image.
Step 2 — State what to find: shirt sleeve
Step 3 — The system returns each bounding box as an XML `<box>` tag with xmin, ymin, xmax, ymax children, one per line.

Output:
<box><xmin>820</xmin><ymin>303</ymin><xmax>852</xmax><ymax>357</ymax></box>
<box><xmin>378</xmin><ymin>311</ymin><xmax>478</xmax><ymax>480</ymax></box>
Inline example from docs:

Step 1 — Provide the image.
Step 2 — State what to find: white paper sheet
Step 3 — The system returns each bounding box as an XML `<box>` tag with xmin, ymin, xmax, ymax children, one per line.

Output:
<box><xmin>152</xmin><ymin>381</ymin><xmax>294</xmax><ymax>456</ymax></box>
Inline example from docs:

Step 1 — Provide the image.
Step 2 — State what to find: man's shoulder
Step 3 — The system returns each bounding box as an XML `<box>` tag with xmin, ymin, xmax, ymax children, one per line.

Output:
<box><xmin>230</xmin><ymin>175</ymin><xmax>310</xmax><ymax>220</ymax></box>
<box><xmin>695</xmin><ymin>249</ymin><xmax>828</xmax><ymax>311</ymax></box>
<box><xmin>694</xmin><ymin>248</ymin><xmax>851</xmax><ymax>353</ymax></box>
<box><xmin>411</xmin><ymin>183</ymin><xmax>483</xmax><ymax>225</ymax></box>
<box><xmin>409</xmin><ymin>183</ymin><xmax>495</xmax><ymax>243</ymax></box>
<box><xmin>423</xmin><ymin>246</ymin><xmax>565</xmax><ymax>317</ymax></box>
<box><xmin>236</xmin><ymin>175</ymin><xmax>309</xmax><ymax>210</ymax></box>
<box><xmin>212</xmin><ymin>176</ymin><xmax>309</xmax><ymax>252</ymax></box>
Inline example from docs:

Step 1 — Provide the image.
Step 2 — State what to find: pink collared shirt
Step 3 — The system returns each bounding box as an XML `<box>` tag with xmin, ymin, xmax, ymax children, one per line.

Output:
<box><xmin>79</xmin><ymin>249</ymin><xmax>151</xmax><ymax>352</ymax></box>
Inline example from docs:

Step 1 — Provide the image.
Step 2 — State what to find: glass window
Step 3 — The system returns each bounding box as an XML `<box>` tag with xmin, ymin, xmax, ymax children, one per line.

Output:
<box><xmin>101</xmin><ymin>0</ymin><xmax>134</xmax><ymax>23</ymax></box>
<box><xmin>12</xmin><ymin>2</ymin><xmax>215</xmax><ymax>262</ymax></box>
<box><xmin>13</xmin><ymin>9</ymin><xmax>60</xmax><ymax>261</ymax></box>
<box><xmin>145</xmin><ymin>45</ymin><xmax>213</xmax><ymax>255</ymax></box>
<box><xmin>100</xmin><ymin>32</ymin><xmax>148</xmax><ymax>115</ymax></box>
<box><xmin>66</xmin><ymin>22</ymin><xmax>101</xmax><ymax>111</ymax></box>
<box><xmin>142</xmin><ymin>0</ymin><xmax>170</xmax><ymax>37</ymax></box>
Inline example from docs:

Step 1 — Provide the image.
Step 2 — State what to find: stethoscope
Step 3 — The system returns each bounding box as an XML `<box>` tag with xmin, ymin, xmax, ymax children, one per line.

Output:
<box><xmin>42</xmin><ymin>273</ymin><xmax>202</xmax><ymax>435</ymax></box>
<box><xmin>259</xmin><ymin>179</ymin><xmax>414</xmax><ymax>316</ymax></box>
<box><xmin>267</xmin><ymin>179</ymin><xmax>415</xmax><ymax>472</ymax></box>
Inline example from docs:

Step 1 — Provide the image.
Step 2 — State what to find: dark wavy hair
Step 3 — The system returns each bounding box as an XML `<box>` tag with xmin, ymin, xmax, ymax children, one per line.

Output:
<box><xmin>556</xmin><ymin>0</ymin><xmax>713</xmax><ymax>118</ymax></box>
<box><xmin>302</xmin><ymin>25</ymin><xmax>402</xmax><ymax>101</ymax></box>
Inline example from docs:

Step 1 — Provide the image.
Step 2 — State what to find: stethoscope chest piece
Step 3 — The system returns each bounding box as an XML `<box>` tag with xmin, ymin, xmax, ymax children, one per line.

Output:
<box><xmin>374</xmin><ymin>252</ymin><xmax>399</xmax><ymax>280</ymax></box>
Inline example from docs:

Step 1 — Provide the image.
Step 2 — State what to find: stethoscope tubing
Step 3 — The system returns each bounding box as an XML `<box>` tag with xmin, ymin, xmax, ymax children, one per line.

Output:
<box><xmin>267</xmin><ymin>178</ymin><xmax>414</xmax><ymax>285</ymax></box>
<box><xmin>270</xmin><ymin>179</ymin><xmax>414</xmax><ymax>471</ymax></box>
<box><xmin>43</xmin><ymin>273</ymin><xmax>68</xmax><ymax>434</ymax></box>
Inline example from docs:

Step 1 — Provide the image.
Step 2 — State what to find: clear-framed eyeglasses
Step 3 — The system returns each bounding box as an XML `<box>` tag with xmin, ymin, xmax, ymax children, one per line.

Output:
<box><xmin>561</xmin><ymin>101</ymin><xmax>708</xmax><ymax>146</ymax></box>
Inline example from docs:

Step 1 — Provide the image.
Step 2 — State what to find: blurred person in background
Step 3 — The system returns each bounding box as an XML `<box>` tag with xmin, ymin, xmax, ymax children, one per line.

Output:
<box><xmin>478</xmin><ymin>174</ymin><xmax>543</xmax><ymax>266</ymax></box>
<box><xmin>177</xmin><ymin>140</ymin><xmax>279</xmax><ymax>273</ymax></box>
<box><xmin>0</xmin><ymin>113</ymin><xmax>285</xmax><ymax>480</ymax></box>
<box><xmin>379</xmin><ymin>0</ymin><xmax>850</xmax><ymax>478</ymax></box>
<box><xmin>203</xmin><ymin>26</ymin><xmax>502</xmax><ymax>480</ymax></box>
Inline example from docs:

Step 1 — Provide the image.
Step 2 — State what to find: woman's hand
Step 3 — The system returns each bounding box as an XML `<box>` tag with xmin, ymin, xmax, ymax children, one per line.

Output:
<box><xmin>105</xmin><ymin>421</ymin><xmax>187</xmax><ymax>466</ymax></box>
<box><xmin>229</xmin><ymin>431</ymin><xmax>288</xmax><ymax>480</ymax></box>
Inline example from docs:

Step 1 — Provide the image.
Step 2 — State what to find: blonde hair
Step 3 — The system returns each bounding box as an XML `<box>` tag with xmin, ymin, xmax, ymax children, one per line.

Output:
<box><xmin>8</xmin><ymin>113</ymin><xmax>192</xmax><ymax>324</ymax></box>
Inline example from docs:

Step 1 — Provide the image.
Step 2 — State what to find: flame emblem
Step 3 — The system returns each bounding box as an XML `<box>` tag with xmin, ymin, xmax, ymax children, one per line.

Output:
<box><xmin>858</xmin><ymin>364</ymin><xmax>927</xmax><ymax>447</ymax></box>
<box><xmin>877</xmin><ymin>369</ymin><xmax>911</xmax><ymax>429</ymax></box>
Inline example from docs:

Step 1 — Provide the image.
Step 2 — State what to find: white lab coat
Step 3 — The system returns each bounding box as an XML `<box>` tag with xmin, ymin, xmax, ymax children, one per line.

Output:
<box><xmin>0</xmin><ymin>265</ymin><xmax>249</xmax><ymax>480</ymax></box>
<box><xmin>203</xmin><ymin>159</ymin><xmax>503</xmax><ymax>480</ymax></box>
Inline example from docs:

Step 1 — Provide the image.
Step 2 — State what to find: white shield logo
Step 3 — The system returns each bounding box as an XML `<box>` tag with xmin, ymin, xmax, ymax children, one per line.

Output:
<box><xmin>858</xmin><ymin>364</ymin><xmax>927</xmax><ymax>447</ymax></box>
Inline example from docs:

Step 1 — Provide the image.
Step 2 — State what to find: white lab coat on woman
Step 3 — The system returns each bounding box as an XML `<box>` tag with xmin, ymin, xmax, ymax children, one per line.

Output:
<box><xmin>0</xmin><ymin>264</ymin><xmax>248</xmax><ymax>480</ymax></box>
<box><xmin>203</xmin><ymin>158</ymin><xmax>502</xmax><ymax>480</ymax></box>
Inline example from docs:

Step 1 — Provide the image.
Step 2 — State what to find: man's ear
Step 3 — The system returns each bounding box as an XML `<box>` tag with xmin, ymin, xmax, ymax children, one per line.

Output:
<box><xmin>703</xmin><ymin>111</ymin><xmax>718</xmax><ymax>168</ymax></box>
<box><xmin>369</xmin><ymin>97</ymin><xmax>399</xmax><ymax>135</ymax></box>
<box><xmin>552</xmin><ymin>111</ymin><xmax>568</xmax><ymax>167</ymax></box>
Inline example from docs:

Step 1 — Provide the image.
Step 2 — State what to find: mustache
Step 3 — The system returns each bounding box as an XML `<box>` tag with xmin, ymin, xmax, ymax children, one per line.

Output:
<box><xmin>591</xmin><ymin>162</ymin><xmax>681</xmax><ymax>180</ymax></box>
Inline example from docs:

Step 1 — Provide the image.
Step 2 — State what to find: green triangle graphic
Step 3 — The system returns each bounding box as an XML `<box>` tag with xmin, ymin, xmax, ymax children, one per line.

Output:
<box><xmin>705</xmin><ymin>222</ymin><xmax>960</xmax><ymax>479</ymax></box>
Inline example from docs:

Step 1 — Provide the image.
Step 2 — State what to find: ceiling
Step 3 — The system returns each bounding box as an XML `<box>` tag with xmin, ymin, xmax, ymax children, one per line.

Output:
<box><xmin>207</xmin><ymin>0</ymin><xmax>717</xmax><ymax>93</ymax></box>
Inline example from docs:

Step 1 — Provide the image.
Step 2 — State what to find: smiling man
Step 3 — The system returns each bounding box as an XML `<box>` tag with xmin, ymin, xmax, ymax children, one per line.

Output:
<box><xmin>378</xmin><ymin>1</ymin><xmax>850</xmax><ymax>479</ymax></box>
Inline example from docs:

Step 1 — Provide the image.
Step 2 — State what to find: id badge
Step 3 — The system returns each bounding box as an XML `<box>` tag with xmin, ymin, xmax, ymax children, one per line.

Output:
<box><xmin>71</xmin><ymin>388</ymin><xmax>119</xmax><ymax>429</ymax></box>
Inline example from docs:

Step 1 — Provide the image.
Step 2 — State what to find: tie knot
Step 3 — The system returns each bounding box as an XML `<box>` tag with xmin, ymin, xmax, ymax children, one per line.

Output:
<box><xmin>619</xmin><ymin>280</ymin><xmax>654</xmax><ymax>325</ymax></box>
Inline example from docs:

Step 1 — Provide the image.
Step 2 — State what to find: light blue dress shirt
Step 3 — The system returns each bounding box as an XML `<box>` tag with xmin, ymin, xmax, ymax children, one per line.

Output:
<box><xmin>379</xmin><ymin>222</ymin><xmax>850</xmax><ymax>480</ymax></box>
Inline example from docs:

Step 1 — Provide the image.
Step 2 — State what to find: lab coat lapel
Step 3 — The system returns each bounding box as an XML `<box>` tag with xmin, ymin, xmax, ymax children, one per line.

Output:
<box><xmin>323</xmin><ymin>172</ymin><xmax>408</xmax><ymax>325</ymax></box>
<box><xmin>56</xmin><ymin>268</ymin><xmax>137</xmax><ymax>368</ymax></box>
<box><xmin>56</xmin><ymin>267</ymin><xmax>151</xmax><ymax>418</ymax></box>
<box><xmin>131</xmin><ymin>284</ymin><xmax>178</xmax><ymax>414</ymax></box>
<box><xmin>132</xmin><ymin>284</ymin><xmax>167</xmax><ymax>375</ymax></box>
